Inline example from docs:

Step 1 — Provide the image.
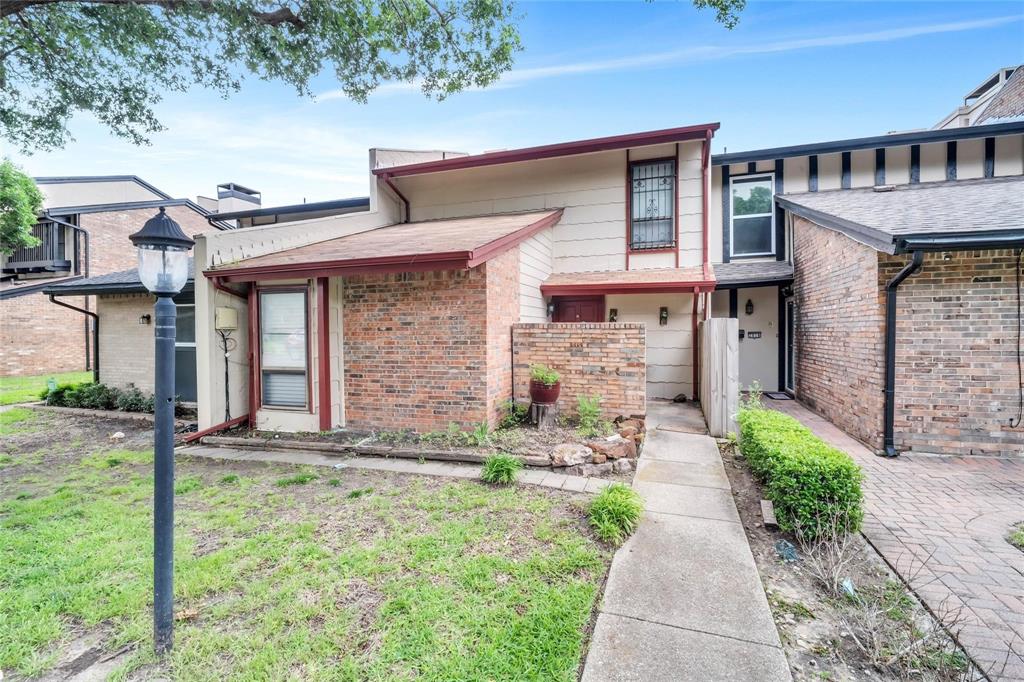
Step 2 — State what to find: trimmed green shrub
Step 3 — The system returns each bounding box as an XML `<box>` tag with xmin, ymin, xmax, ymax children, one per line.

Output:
<box><xmin>41</xmin><ymin>381</ymin><xmax>88</xmax><ymax>405</ymax></box>
<box><xmin>738</xmin><ymin>407</ymin><xmax>863</xmax><ymax>540</ymax></box>
<box><xmin>115</xmin><ymin>386</ymin><xmax>153</xmax><ymax>413</ymax></box>
<box><xmin>480</xmin><ymin>453</ymin><xmax>522</xmax><ymax>486</ymax></box>
<box><xmin>588</xmin><ymin>483</ymin><xmax>643</xmax><ymax>545</ymax></box>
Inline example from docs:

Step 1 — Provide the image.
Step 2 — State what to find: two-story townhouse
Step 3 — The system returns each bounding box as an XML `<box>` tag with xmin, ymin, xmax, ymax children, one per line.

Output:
<box><xmin>1</xmin><ymin>176</ymin><xmax>218</xmax><ymax>380</ymax></box>
<box><xmin>707</xmin><ymin>87</ymin><xmax>1024</xmax><ymax>456</ymax></box>
<box><xmin>193</xmin><ymin>125</ymin><xmax>722</xmax><ymax>434</ymax></box>
<box><xmin>99</xmin><ymin>63</ymin><xmax>1017</xmax><ymax>459</ymax></box>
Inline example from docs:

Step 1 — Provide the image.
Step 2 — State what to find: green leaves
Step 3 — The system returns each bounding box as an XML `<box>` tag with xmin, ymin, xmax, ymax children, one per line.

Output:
<box><xmin>1</xmin><ymin>0</ymin><xmax>522</xmax><ymax>153</ymax></box>
<box><xmin>0</xmin><ymin>160</ymin><xmax>42</xmax><ymax>255</ymax></box>
<box><xmin>737</xmin><ymin>407</ymin><xmax>864</xmax><ymax>541</ymax></box>
<box><xmin>588</xmin><ymin>482</ymin><xmax>643</xmax><ymax>545</ymax></box>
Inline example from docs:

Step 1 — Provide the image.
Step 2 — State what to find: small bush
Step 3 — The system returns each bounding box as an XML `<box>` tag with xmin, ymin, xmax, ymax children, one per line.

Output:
<box><xmin>576</xmin><ymin>394</ymin><xmax>612</xmax><ymax>438</ymax></box>
<box><xmin>115</xmin><ymin>386</ymin><xmax>153</xmax><ymax>413</ymax></box>
<box><xmin>480</xmin><ymin>453</ymin><xmax>522</xmax><ymax>486</ymax></box>
<box><xmin>74</xmin><ymin>383</ymin><xmax>119</xmax><ymax>410</ymax></box>
<box><xmin>588</xmin><ymin>483</ymin><xmax>643</xmax><ymax>545</ymax></box>
<box><xmin>738</xmin><ymin>407</ymin><xmax>863</xmax><ymax>540</ymax></box>
<box><xmin>529</xmin><ymin>363</ymin><xmax>560</xmax><ymax>386</ymax></box>
<box><xmin>497</xmin><ymin>399</ymin><xmax>529</xmax><ymax>430</ymax></box>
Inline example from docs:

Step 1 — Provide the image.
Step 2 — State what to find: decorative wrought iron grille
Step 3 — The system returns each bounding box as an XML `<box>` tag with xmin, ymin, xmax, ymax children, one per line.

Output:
<box><xmin>630</xmin><ymin>160</ymin><xmax>675</xmax><ymax>250</ymax></box>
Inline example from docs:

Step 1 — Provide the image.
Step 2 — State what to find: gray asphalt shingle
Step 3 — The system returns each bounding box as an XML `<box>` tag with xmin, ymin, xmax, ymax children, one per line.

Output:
<box><xmin>778</xmin><ymin>176</ymin><xmax>1024</xmax><ymax>239</ymax></box>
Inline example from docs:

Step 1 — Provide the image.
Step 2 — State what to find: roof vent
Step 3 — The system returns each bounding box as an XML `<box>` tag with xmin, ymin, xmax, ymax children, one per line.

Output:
<box><xmin>873</xmin><ymin>184</ymin><xmax>896</xmax><ymax>193</ymax></box>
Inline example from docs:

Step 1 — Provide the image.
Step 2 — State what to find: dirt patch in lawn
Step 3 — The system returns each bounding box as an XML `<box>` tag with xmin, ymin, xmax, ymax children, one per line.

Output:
<box><xmin>1</xmin><ymin>409</ymin><xmax>613</xmax><ymax>681</ymax></box>
<box><xmin>719</xmin><ymin>441</ymin><xmax>976</xmax><ymax>682</ymax></box>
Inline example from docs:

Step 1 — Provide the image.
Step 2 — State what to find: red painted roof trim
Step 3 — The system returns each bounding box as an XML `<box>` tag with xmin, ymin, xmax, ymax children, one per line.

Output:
<box><xmin>205</xmin><ymin>209</ymin><xmax>563</xmax><ymax>283</ymax></box>
<box><xmin>541</xmin><ymin>281</ymin><xmax>717</xmax><ymax>296</ymax></box>
<box><xmin>374</xmin><ymin>123</ymin><xmax>721</xmax><ymax>178</ymax></box>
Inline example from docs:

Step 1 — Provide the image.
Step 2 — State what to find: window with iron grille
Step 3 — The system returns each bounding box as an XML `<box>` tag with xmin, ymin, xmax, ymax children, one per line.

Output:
<box><xmin>630</xmin><ymin>160</ymin><xmax>676</xmax><ymax>250</ymax></box>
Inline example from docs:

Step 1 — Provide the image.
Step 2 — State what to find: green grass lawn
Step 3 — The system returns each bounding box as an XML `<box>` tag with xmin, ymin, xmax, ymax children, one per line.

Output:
<box><xmin>0</xmin><ymin>370</ymin><xmax>92</xmax><ymax>405</ymax></box>
<box><xmin>0</xmin><ymin>409</ymin><xmax>611</xmax><ymax>680</ymax></box>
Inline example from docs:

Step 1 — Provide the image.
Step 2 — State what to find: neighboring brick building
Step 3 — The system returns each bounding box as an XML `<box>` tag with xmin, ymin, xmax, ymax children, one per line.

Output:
<box><xmin>780</xmin><ymin>178</ymin><xmax>1024</xmax><ymax>456</ymax></box>
<box><xmin>1</xmin><ymin>176</ymin><xmax>222</xmax><ymax>378</ymax></box>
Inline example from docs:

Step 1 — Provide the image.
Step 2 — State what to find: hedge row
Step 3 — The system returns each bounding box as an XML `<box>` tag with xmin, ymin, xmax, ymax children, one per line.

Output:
<box><xmin>737</xmin><ymin>407</ymin><xmax>864</xmax><ymax>540</ymax></box>
<box><xmin>40</xmin><ymin>381</ymin><xmax>171</xmax><ymax>414</ymax></box>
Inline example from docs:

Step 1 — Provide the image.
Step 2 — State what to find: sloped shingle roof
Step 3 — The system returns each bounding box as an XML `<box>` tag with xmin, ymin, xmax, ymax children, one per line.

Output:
<box><xmin>777</xmin><ymin>176</ymin><xmax>1024</xmax><ymax>252</ymax></box>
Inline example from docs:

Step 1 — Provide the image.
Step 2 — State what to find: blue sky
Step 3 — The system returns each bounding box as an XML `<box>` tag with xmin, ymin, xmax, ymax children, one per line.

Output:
<box><xmin>6</xmin><ymin>1</ymin><xmax>1023</xmax><ymax>207</ymax></box>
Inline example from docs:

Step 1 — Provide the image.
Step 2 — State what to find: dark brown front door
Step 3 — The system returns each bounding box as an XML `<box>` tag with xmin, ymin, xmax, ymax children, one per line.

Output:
<box><xmin>554</xmin><ymin>296</ymin><xmax>605</xmax><ymax>323</ymax></box>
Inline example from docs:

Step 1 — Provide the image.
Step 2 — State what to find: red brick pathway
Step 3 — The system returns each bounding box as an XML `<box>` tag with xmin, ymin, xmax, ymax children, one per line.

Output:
<box><xmin>770</xmin><ymin>399</ymin><xmax>1024</xmax><ymax>681</ymax></box>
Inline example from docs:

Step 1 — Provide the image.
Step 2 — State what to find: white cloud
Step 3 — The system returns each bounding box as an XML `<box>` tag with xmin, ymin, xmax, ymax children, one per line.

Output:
<box><xmin>315</xmin><ymin>14</ymin><xmax>1022</xmax><ymax>99</ymax></box>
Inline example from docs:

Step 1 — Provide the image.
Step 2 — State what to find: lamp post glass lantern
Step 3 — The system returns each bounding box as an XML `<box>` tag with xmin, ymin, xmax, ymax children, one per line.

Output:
<box><xmin>130</xmin><ymin>207</ymin><xmax>194</xmax><ymax>655</ymax></box>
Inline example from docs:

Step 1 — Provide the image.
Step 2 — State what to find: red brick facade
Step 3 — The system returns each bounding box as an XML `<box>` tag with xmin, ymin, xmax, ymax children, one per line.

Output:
<box><xmin>342</xmin><ymin>256</ymin><xmax>520</xmax><ymax>432</ymax></box>
<box><xmin>0</xmin><ymin>205</ymin><xmax>211</xmax><ymax>377</ymax></box>
<box><xmin>794</xmin><ymin>216</ymin><xmax>1024</xmax><ymax>456</ymax></box>
<box><xmin>511</xmin><ymin>322</ymin><xmax>646</xmax><ymax>419</ymax></box>
<box><xmin>884</xmin><ymin>249</ymin><xmax>1024</xmax><ymax>456</ymax></box>
<box><xmin>792</xmin><ymin>216</ymin><xmax>886</xmax><ymax>448</ymax></box>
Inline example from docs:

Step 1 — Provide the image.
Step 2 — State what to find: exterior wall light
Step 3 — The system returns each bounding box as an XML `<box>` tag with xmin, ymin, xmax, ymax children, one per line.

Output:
<box><xmin>745</xmin><ymin>299</ymin><xmax>754</xmax><ymax>315</ymax></box>
<box><xmin>139</xmin><ymin>314</ymin><xmax>152</xmax><ymax>325</ymax></box>
<box><xmin>608</xmin><ymin>308</ymin><xmax>618</xmax><ymax>322</ymax></box>
<box><xmin>659</xmin><ymin>306</ymin><xmax>669</xmax><ymax>326</ymax></box>
<box><xmin>129</xmin><ymin>206</ymin><xmax>195</xmax><ymax>656</ymax></box>
<box><xmin>547</xmin><ymin>300</ymin><xmax>556</xmax><ymax>318</ymax></box>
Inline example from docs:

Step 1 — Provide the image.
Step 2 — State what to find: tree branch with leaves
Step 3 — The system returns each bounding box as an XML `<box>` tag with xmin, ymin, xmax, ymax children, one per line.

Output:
<box><xmin>1</xmin><ymin>0</ymin><xmax>745</xmax><ymax>155</ymax></box>
<box><xmin>0</xmin><ymin>159</ymin><xmax>43</xmax><ymax>255</ymax></box>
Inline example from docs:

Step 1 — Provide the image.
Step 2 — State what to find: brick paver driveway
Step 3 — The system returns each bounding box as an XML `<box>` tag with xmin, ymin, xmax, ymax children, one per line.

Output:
<box><xmin>771</xmin><ymin>400</ymin><xmax>1024</xmax><ymax>681</ymax></box>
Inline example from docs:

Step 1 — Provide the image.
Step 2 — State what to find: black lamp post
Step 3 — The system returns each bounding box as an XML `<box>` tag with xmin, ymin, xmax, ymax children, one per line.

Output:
<box><xmin>129</xmin><ymin>207</ymin><xmax>194</xmax><ymax>655</ymax></box>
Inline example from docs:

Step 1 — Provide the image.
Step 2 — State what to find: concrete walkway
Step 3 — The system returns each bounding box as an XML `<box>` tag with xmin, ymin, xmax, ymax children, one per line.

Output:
<box><xmin>582</xmin><ymin>402</ymin><xmax>790</xmax><ymax>681</ymax></box>
<box><xmin>178</xmin><ymin>444</ymin><xmax>614</xmax><ymax>494</ymax></box>
<box><xmin>770</xmin><ymin>399</ymin><xmax>1024</xmax><ymax>681</ymax></box>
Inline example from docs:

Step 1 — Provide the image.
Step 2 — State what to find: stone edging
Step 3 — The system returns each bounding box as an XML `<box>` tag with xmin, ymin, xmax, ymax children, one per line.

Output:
<box><xmin>199</xmin><ymin>435</ymin><xmax>552</xmax><ymax>467</ymax></box>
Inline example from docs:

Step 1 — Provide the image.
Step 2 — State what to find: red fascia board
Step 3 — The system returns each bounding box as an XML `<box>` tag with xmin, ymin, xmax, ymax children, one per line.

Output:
<box><xmin>208</xmin><ymin>253</ymin><xmax>472</xmax><ymax>282</ymax></box>
<box><xmin>541</xmin><ymin>280</ymin><xmax>716</xmax><ymax>296</ymax></box>
<box><xmin>204</xmin><ymin>210</ymin><xmax>563</xmax><ymax>283</ymax></box>
<box><xmin>374</xmin><ymin>123</ymin><xmax>721</xmax><ymax>178</ymax></box>
<box><xmin>466</xmin><ymin>209</ymin><xmax>563</xmax><ymax>267</ymax></box>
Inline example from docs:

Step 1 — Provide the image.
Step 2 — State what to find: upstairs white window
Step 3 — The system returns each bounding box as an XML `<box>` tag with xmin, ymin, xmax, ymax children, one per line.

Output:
<box><xmin>730</xmin><ymin>174</ymin><xmax>775</xmax><ymax>257</ymax></box>
<box><xmin>630</xmin><ymin>160</ymin><xmax>676</xmax><ymax>250</ymax></box>
<box><xmin>259</xmin><ymin>289</ymin><xmax>308</xmax><ymax>409</ymax></box>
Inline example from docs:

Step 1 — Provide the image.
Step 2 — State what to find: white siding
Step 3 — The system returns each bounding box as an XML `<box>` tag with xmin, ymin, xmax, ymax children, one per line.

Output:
<box><xmin>995</xmin><ymin>135</ymin><xmax>1024</xmax><ymax>176</ymax></box>
<box><xmin>783</xmin><ymin>156</ymin><xmax>810</xmax><ymax>193</ymax></box>
<box><xmin>518</xmin><ymin>230</ymin><xmax>553</xmax><ymax>323</ymax></box>
<box><xmin>39</xmin><ymin>179</ymin><xmax>165</xmax><ymax>209</ymax></box>
<box><xmin>850</xmin><ymin>149</ymin><xmax>875</xmax><ymax>187</ymax></box>
<box><xmin>957</xmin><ymin>138</ymin><xmax>985</xmax><ymax>180</ymax></box>
<box><xmin>886</xmin><ymin>146</ymin><xmax>911</xmax><ymax>185</ymax></box>
<box><xmin>398</xmin><ymin>141</ymin><xmax>706</xmax><ymax>275</ymax></box>
<box><xmin>919</xmin><ymin>142</ymin><xmax>947</xmax><ymax>182</ymax></box>
<box><xmin>607</xmin><ymin>292</ymin><xmax>695</xmax><ymax>400</ymax></box>
<box><xmin>817</xmin><ymin>153</ymin><xmax>842</xmax><ymax>191</ymax></box>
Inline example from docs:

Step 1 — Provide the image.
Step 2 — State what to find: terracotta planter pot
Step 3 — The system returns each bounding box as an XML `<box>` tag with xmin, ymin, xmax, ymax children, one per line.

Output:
<box><xmin>529</xmin><ymin>380</ymin><xmax>561</xmax><ymax>405</ymax></box>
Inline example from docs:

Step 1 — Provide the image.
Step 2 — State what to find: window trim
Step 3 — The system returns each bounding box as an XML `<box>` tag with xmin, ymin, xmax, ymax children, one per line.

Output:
<box><xmin>729</xmin><ymin>171</ymin><xmax>776</xmax><ymax>259</ymax></box>
<box><xmin>173</xmin><ymin>303</ymin><xmax>196</xmax><ymax>349</ymax></box>
<box><xmin>256</xmin><ymin>284</ymin><xmax>312</xmax><ymax>412</ymax></box>
<box><xmin>627</xmin><ymin>155</ymin><xmax>678</xmax><ymax>254</ymax></box>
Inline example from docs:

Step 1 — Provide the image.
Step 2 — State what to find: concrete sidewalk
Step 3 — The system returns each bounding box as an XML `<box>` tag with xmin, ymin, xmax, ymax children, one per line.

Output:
<box><xmin>582</xmin><ymin>403</ymin><xmax>790</xmax><ymax>681</ymax></box>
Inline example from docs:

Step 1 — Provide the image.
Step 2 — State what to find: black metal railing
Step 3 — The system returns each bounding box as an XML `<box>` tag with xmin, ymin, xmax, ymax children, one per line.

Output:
<box><xmin>4</xmin><ymin>220</ymin><xmax>68</xmax><ymax>269</ymax></box>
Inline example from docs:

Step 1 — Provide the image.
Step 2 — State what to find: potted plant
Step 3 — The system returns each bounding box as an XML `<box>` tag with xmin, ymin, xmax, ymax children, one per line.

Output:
<box><xmin>529</xmin><ymin>364</ymin><xmax>561</xmax><ymax>404</ymax></box>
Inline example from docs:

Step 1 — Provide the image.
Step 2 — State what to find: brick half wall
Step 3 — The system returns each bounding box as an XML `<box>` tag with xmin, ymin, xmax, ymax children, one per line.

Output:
<box><xmin>512</xmin><ymin>323</ymin><xmax>646</xmax><ymax>419</ymax></box>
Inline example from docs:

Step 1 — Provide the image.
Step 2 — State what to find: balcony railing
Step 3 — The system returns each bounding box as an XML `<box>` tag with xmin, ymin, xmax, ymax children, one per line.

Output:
<box><xmin>3</xmin><ymin>220</ymin><xmax>72</xmax><ymax>275</ymax></box>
